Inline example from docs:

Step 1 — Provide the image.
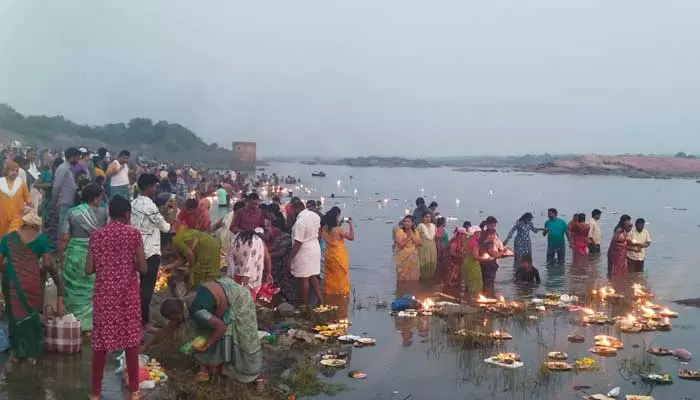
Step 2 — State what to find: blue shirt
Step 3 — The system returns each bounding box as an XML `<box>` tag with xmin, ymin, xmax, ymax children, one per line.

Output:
<box><xmin>544</xmin><ymin>218</ymin><xmax>568</xmax><ymax>248</ymax></box>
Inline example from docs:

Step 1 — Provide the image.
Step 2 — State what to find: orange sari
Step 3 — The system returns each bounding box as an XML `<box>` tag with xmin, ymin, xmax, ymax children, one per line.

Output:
<box><xmin>0</xmin><ymin>177</ymin><xmax>30</xmax><ymax>238</ymax></box>
<box><xmin>320</xmin><ymin>227</ymin><xmax>350</xmax><ymax>296</ymax></box>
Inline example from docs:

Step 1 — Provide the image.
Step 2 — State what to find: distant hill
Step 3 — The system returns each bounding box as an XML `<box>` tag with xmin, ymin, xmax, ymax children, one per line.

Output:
<box><xmin>0</xmin><ymin>104</ymin><xmax>234</xmax><ymax>167</ymax></box>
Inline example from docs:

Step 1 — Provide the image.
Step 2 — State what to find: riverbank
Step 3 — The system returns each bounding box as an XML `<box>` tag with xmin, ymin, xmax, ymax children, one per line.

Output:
<box><xmin>293</xmin><ymin>154</ymin><xmax>700</xmax><ymax>179</ymax></box>
<box><xmin>30</xmin><ymin>281</ymin><xmax>358</xmax><ymax>399</ymax></box>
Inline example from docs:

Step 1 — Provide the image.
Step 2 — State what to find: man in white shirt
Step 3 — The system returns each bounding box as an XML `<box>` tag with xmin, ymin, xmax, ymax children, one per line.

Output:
<box><xmin>131</xmin><ymin>173</ymin><xmax>171</xmax><ymax>332</ymax></box>
<box><xmin>290</xmin><ymin>202</ymin><xmax>322</xmax><ymax>305</ymax></box>
<box><xmin>627</xmin><ymin>217</ymin><xmax>651</xmax><ymax>272</ymax></box>
<box><xmin>106</xmin><ymin>149</ymin><xmax>131</xmax><ymax>200</ymax></box>
<box><xmin>587</xmin><ymin>209</ymin><xmax>602</xmax><ymax>254</ymax></box>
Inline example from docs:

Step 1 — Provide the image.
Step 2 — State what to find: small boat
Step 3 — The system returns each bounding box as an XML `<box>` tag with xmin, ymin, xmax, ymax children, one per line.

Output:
<box><xmin>679</xmin><ymin>368</ymin><xmax>700</xmax><ymax>380</ymax></box>
<box><xmin>311</xmin><ymin>171</ymin><xmax>327</xmax><ymax>177</ymax></box>
<box><xmin>647</xmin><ymin>347</ymin><xmax>673</xmax><ymax>356</ymax></box>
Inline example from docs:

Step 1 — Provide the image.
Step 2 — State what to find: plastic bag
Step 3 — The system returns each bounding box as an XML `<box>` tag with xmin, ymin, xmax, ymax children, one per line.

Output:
<box><xmin>178</xmin><ymin>336</ymin><xmax>207</xmax><ymax>354</ymax></box>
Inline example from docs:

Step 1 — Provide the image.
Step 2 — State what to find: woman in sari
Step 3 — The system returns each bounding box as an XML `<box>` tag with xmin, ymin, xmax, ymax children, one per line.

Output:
<box><xmin>172</xmin><ymin>225</ymin><xmax>221</xmax><ymax>292</ymax></box>
<box><xmin>0</xmin><ymin>212</ymin><xmax>64</xmax><ymax>364</ymax></box>
<box><xmin>503</xmin><ymin>212</ymin><xmax>542</xmax><ymax>268</ymax></box>
<box><xmin>178</xmin><ymin>198</ymin><xmax>212</xmax><ymax>232</ymax></box>
<box><xmin>143</xmin><ymin>278</ymin><xmax>263</xmax><ymax>385</ymax></box>
<box><xmin>435</xmin><ymin>217</ymin><xmax>450</xmax><ymax>284</ymax></box>
<box><xmin>442</xmin><ymin>227</ymin><xmax>468</xmax><ymax>290</ymax></box>
<box><xmin>473</xmin><ymin>218</ymin><xmax>508</xmax><ymax>297</ymax></box>
<box><xmin>417</xmin><ymin>211</ymin><xmax>438</xmax><ymax>281</ymax></box>
<box><xmin>60</xmin><ymin>184</ymin><xmax>108</xmax><ymax>333</ymax></box>
<box><xmin>0</xmin><ymin>161</ymin><xmax>33</xmax><ymax>238</ymax></box>
<box><xmin>34</xmin><ymin>158</ymin><xmax>64</xmax><ymax>246</ymax></box>
<box><xmin>268</xmin><ymin>214</ymin><xmax>299</xmax><ymax>304</ymax></box>
<box><xmin>394</xmin><ymin>215</ymin><xmax>421</xmax><ymax>281</ymax></box>
<box><xmin>227</xmin><ymin>228</ymin><xmax>271</xmax><ymax>300</ymax></box>
<box><xmin>320</xmin><ymin>207</ymin><xmax>355</xmax><ymax>297</ymax></box>
<box><xmin>570</xmin><ymin>213</ymin><xmax>591</xmax><ymax>257</ymax></box>
<box><xmin>608</xmin><ymin>215</ymin><xmax>632</xmax><ymax>276</ymax></box>
<box><xmin>462</xmin><ymin>223</ymin><xmax>483</xmax><ymax>296</ymax></box>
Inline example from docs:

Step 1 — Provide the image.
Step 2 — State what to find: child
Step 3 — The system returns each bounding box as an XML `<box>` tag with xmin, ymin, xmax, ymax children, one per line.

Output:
<box><xmin>514</xmin><ymin>254</ymin><xmax>541</xmax><ymax>284</ymax></box>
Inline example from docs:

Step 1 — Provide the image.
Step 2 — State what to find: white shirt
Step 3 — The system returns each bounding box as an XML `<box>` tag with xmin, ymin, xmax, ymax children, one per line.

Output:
<box><xmin>110</xmin><ymin>160</ymin><xmax>130</xmax><ymax>187</ymax></box>
<box><xmin>587</xmin><ymin>219</ymin><xmax>601</xmax><ymax>245</ymax></box>
<box><xmin>290</xmin><ymin>209</ymin><xmax>321</xmax><ymax>278</ymax></box>
<box><xmin>627</xmin><ymin>228</ymin><xmax>651</xmax><ymax>261</ymax></box>
<box><xmin>131</xmin><ymin>195</ymin><xmax>171</xmax><ymax>259</ymax></box>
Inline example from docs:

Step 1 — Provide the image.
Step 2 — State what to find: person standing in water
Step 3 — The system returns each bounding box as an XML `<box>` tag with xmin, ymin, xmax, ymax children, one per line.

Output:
<box><xmin>394</xmin><ymin>215</ymin><xmax>421</xmax><ymax>281</ymax></box>
<box><xmin>473</xmin><ymin>217</ymin><xmax>507</xmax><ymax>297</ymax></box>
<box><xmin>543</xmin><ymin>208</ymin><xmax>569</xmax><ymax>264</ymax></box>
<box><xmin>503</xmin><ymin>212</ymin><xmax>542</xmax><ymax>268</ymax></box>
<box><xmin>626</xmin><ymin>218</ymin><xmax>651</xmax><ymax>272</ymax></box>
<box><xmin>320</xmin><ymin>207</ymin><xmax>354</xmax><ymax>297</ymax></box>
<box><xmin>290</xmin><ymin>200</ymin><xmax>323</xmax><ymax>305</ymax></box>
<box><xmin>608</xmin><ymin>215</ymin><xmax>632</xmax><ymax>276</ymax></box>
<box><xmin>417</xmin><ymin>211</ymin><xmax>438</xmax><ymax>281</ymax></box>
<box><xmin>570</xmin><ymin>213</ymin><xmax>591</xmax><ymax>257</ymax></box>
<box><xmin>587</xmin><ymin>209</ymin><xmax>602</xmax><ymax>254</ymax></box>
<box><xmin>462</xmin><ymin>223</ymin><xmax>483</xmax><ymax>296</ymax></box>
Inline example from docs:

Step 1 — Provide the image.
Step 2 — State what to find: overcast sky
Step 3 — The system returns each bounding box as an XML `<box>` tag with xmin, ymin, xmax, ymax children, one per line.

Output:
<box><xmin>1</xmin><ymin>1</ymin><xmax>700</xmax><ymax>157</ymax></box>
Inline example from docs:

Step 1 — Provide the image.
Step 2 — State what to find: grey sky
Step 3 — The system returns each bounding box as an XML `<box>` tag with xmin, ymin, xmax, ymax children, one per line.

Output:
<box><xmin>1</xmin><ymin>1</ymin><xmax>700</xmax><ymax>157</ymax></box>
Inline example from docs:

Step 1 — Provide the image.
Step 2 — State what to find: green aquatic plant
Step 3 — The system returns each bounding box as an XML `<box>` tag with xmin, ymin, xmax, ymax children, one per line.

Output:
<box><xmin>283</xmin><ymin>362</ymin><xmax>346</xmax><ymax>397</ymax></box>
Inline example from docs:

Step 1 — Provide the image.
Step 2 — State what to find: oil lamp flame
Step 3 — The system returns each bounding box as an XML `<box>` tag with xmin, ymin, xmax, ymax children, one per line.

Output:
<box><xmin>640</xmin><ymin>306</ymin><xmax>656</xmax><ymax>316</ymax></box>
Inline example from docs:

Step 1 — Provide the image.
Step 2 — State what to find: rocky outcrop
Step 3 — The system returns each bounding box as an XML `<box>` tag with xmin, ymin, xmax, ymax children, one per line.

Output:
<box><xmin>529</xmin><ymin>155</ymin><xmax>700</xmax><ymax>178</ymax></box>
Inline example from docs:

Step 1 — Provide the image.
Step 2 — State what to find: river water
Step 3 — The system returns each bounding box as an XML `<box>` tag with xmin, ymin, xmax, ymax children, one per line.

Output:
<box><xmin>271</xmin><ymin>163</ymin><xmax>700</xmax><ymax>400</ymax></box>
<box><xmin>2</xmin><ymin>163</ymin><xmax>699</xmax><ymax>399</ymax></box>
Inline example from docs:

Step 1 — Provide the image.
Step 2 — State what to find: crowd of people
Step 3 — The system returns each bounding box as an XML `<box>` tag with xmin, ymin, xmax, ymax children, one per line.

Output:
<box><xmin>0</xmin><ymin>145</ymin><xmax>344</xmax><ymax>398</ymax></box>
<box><xmin>393</xmin><ymin>198</ymin><xmax>652</xmax><ymax>298</ymax></box>
<box><xmin>0</xmin><ymin>143</ymin><xmax>656</xmax><ymax>398</ymax></box>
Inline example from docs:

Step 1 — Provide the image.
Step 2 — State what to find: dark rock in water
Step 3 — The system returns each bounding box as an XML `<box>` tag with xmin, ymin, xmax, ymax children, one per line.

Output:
<box><xmin>674</xmin><ymin>298</ymin><xmax>700</xmax><ymax>308</ymax></box>
<box><xmin>277</xmin><ymin>302</ymin><xmax>296</xmax><ymax>317</ymax></box>
<box><xmin>573</xmin><ymin>385</ymin><xmax>591</xmax><ymax>391</ymax></box>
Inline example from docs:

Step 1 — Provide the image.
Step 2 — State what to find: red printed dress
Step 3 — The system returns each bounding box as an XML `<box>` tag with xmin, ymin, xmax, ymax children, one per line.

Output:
<box><xmin>89</xmin><ymin>222</ymin><xmax>143</xmax><ymax>352</ymax></box>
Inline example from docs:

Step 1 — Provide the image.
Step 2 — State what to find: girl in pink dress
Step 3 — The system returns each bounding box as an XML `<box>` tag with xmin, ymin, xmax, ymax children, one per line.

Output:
<box><xmin>86</xmin><ymin>196</ymin><xmax>147</xmax><ymax>400</ymax></box>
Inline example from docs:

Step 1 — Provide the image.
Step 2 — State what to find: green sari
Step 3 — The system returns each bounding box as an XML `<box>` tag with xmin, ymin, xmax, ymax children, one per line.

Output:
<box><xmin>0</xmin><ymin>231</ymin><xmax>52</xmax><ymax>359</ymax></box>
<box><xmin>190</xmin><ymin>278</ymin><xmax>262</xmax><ymax>383</ymax></box>
<box><xmin>61</xmin><ymin>203</ymin><xmax>106</xmax><ymax>331</ymax></box>
<box><xmin>173</xmin><ymin>228</ymin><xmax>221</xmax><ymax>288</ymax></box>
